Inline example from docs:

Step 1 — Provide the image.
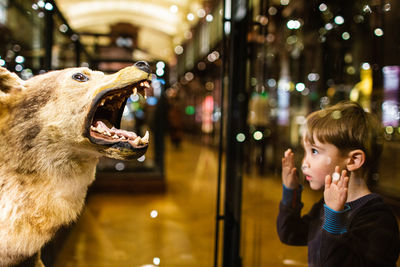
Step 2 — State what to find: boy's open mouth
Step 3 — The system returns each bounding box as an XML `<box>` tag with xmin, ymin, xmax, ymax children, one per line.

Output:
<box><xmin>84</xmin><ymin>80</ymin><xmax>151</xmax><ymax>155</ymax></box>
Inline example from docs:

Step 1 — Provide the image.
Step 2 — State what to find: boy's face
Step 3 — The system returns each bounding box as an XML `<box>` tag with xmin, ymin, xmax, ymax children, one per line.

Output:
<box><xmin>301</xmin><ymin>135</ymin><xmax>348</xmax><ymax>190</ymax></box>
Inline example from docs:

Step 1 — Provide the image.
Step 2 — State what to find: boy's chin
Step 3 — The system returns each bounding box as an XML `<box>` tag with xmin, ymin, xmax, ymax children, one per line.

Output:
<box><xmin>308</xmin><ymin>181</ymin><xmax>324</xmax><ymax>191</ymax></box>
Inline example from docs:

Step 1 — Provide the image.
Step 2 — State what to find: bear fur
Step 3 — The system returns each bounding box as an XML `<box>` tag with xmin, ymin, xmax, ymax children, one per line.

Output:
<box><xmin>0</xmin><ymin>64</ymin><xmax>151</xmax><ymax>266</ymax></box>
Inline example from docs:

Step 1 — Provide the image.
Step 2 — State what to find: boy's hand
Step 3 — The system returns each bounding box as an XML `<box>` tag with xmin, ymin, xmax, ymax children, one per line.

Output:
<box><xmin>282</xmin><ymin>149</ymin><xmax>299</xmax><ymax>189</ymax></box>
<box><xmin>324</xmin><ymin>166</ymin><xmax>349</xmax><ymax>211</ymax></box>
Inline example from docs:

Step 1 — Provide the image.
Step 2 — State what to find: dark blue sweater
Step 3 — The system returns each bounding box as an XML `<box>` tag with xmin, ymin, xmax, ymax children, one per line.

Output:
<box><xmin>277</xmin><ymin>187</ymin><xmax>400</xmax><ymax>266</ymax></box>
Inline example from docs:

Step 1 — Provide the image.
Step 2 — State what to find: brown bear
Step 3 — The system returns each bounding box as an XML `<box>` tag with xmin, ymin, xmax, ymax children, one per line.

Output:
<box><xmin>0</xmin><ymin>62</ymin><xmax>152</xmax><ymax>266</ymax></box>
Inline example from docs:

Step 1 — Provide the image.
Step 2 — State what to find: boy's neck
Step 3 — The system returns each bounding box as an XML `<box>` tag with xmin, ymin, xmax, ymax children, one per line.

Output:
<box><xmin>347</xmin><ymin>172</ymin><xmax>371</xmax><ymax>202</ymax></box>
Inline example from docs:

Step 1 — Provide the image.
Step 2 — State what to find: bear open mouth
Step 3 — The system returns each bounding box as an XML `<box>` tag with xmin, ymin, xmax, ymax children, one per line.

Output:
<box><xmin>85</xmin><ymin>80</ymin><xmax>151</xmax><ymax>151</ymax></box>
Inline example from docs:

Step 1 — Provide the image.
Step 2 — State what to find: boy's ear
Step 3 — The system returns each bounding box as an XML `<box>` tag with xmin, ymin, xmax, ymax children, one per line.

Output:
<box><xmin>0</xmin><ymin>66</ymin><xmax>26</xmax><ymax>98</ymax></box>
<box><xmin>346</xmin><ymin>149</ymin><xmax>365</xmax><ymax>171</ymax></box>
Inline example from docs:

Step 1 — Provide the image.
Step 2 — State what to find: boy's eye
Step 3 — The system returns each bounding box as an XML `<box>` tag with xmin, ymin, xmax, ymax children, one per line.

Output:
<box><xmin>311</xmin><ymin>148</ymin><xmax>318</xmax><ymax>154</ymax></box>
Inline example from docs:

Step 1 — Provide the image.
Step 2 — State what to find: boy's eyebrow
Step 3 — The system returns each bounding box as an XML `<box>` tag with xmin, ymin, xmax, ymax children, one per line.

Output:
<box><xmin>310</xmin><ymin>142</ymin><xmax>326</xmax><ymax>151</ymax></box>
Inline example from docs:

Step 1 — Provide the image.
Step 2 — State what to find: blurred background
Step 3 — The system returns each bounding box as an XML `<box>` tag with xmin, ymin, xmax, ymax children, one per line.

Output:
<box><xmin>1</xmin><ymin>0</ymin><xmax>400</xmax><ymax>266</ymax></box>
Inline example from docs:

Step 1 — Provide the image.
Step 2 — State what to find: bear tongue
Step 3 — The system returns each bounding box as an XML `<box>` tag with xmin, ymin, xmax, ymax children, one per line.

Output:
<box><xmin>92</xmin><ymin>120</ymin><xmax>138</xmax><ymax>140</ymax></box>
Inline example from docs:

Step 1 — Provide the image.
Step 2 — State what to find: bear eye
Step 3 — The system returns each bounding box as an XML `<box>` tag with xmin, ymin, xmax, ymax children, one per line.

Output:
<box><xmin>72</xmin><ymin>73</ymin><xmax>89</xmax><ymax>82</ymax></box>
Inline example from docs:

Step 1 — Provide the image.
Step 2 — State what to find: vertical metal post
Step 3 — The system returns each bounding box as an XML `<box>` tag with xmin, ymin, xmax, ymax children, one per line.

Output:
<box><xmin>44</xmin><ymin>8</ymin><xmax>53</xmax><ymax>70</ymax></box>
<box><xmin>75</xmin><ymin>40</ymin><xmax>81</xmax><ymax>67</ymax></box>
<box><xmin>222</xmin><ymin>0</ymin><xmax>248</xmax><ymax>266</ymax></box>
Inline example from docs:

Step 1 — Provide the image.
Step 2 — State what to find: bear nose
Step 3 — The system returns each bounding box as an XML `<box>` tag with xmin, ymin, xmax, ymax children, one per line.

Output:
<box><xmin>134</xmin><ymin>61</ymin><xmax>151</xmax><ymax>74</ymax></box>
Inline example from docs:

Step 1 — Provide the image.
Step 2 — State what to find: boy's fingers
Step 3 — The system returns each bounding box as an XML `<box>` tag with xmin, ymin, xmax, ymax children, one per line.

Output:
<box><xmin>338</xmin><ymin>177</ymin><xmax>344</xmax><ymax>187</ymax></box>
<box><xmin>335</xmin><ymin>166</ymin><xmax>340</xmax><ymax>173</ymax></box>
<box><xmin>343</xmin><ymin>176</ymin><xmax>349</xmax><ymax>189</ymax></box>
<box><xmin>325</xmin><ymin>174</ymin><xmax>332</xmax><ymax>188</ymax></box>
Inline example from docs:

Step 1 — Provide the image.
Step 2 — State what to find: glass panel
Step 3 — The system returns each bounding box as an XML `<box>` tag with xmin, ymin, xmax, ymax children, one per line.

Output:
<box><xmin>52</xmin><ymin>15</ymin><xmax>78</xmax><ymax>69</ymax></box>
<box><xmin>0</xmin><ymin>0</ymin><xmax>45</xmax><ymax>76</ymax></box>
<box><xmin>241</xmin><ymin>0</ymin><xmax>400</xmax><ymax>265</ymax></box>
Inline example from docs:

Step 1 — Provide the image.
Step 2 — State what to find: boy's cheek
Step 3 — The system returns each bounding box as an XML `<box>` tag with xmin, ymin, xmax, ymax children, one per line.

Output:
<box><xmin>325</xmin><ymin>156</ymin><xmax>332</xmax><ymax>165</ymax></box>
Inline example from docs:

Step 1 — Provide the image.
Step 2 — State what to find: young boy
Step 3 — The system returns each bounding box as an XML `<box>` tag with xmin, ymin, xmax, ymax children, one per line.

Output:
<box><xmin>277</xmin><ymin>101</ymin><xmax>400</xmax><ymax>266</ymax></box>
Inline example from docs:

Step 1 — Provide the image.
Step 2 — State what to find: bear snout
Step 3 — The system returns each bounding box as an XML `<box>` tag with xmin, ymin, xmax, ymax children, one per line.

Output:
<box><xmin>134</xmin><ymin>61</ymin><xmax>150</xmax><ymax>74</ymax></box>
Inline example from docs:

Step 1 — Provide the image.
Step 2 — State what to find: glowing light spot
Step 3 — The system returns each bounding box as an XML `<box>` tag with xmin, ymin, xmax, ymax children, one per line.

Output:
<box><xmin>156</xmin><ymin>68</ymin><xmax>164</xmax><ymax>76</ymax></box>
<box><xmin>342</xmin><ymin>32</ymin><xmax>350</xmax><ymax>40</ymax></box>
<box><xmin>362</xmin><ymin>63</ymin><xmax>371</xmax><ymax>70</ymax></box>
<box><xmin>130</xmin><ymin>94</ymin><xmax>140</xmax><ymax>102</ymax></box>
<box><xmin>71</xmin><ymin>34</ymin><xmax>79</xmax><ymax>41</ymax></box>
<box><xmin>268</xmin><ymin>7</ymin><xmax>277</xmax><ymax>15</ymax></box>
<box><xmin>308</xmin><ymin>73</ymin><xmax>320</xmax><ymax>81</ymax></box>
<box><xmin>184</xmin><ymin>30</ymin><xmax>193</xmax><ymax>39</ymax></box>
<box><xmin>267</xmin><ymin>79</ymin><xmax>277</xmax><ymax>87</ymax></box>
<box><xmin>295</xmin><ymin>83</ymin><xmax>305</xmax><ymax>92</ymax></box>
<box><xmin>251</xmin><ymin>77</ymin><xmax>257</xmax><ymax>86</ymax></box>
<box><xmin>253</xmin><ymin>131</ymin><xmax>263</xmax><ymax>140</ymax></box>
<box><xmin>301</xmin><ymin>88</ymin><xmax>310</xmax><ymax>96</ymax></box>
<box><xmin>59</xmin><ymin>24</ymin><xmax>68</xmax><ymax>33</ymax></box>
<box><xmin>344</xmin><ymin>53</ymin><xmax>353</xmax><ymax>63</ymax></box>
<box><xmin>153</xmin><ymin>257</ymin><xmax>161</xmax><ymax>265</ymax></box>
<box><xmin>185</xmin><ymin>105</ymin><xmax>195</xmax><ymax>115</ymax></box>
<box><xmin>363</xmin><ymin>5</ymin><xmax>372</xmax><ymax>13</ymax></box>
<box><xmin>205</xmin><ymin>82</ymin><xmax>214</xmax><ymax>91</ymax></box>
<box><xmin>236</xmin><ymin>133</ymin><xmax>246</xmax><ymax>142</ymax></box>
<box><xmin>150</xmin><ymin>210</ymin><xmax>158</xmax><ymax>218</ymax></box>
<box><xmin>374</xmin><ymin>28</ymin><xmax>384</xmax><ymax>37</ymax></box>
<box><xmin>169</xmin><ymin>5</ymin><xmax>178</xmax><ymax>13</ymax></box>
<box><xmin>197</xmin><ymin>9</ymin><xmax>206</xmax><ymax>18</ymax></box>
<box><xmin>319</xmin><ymin>3</ymin><xmax>327</xmax><ymax>12</ymax></box>
<box><xmin>187</xmin><ymin>13</ymin><xmax>195</xmax><ymax>21</ymax></box>
<box><xmin>0</xmin><ymin>59</ymin><xmax>6</xmax><ymax>66</ymax></box>
<box><xmin>280</xmin><ymin>0</ymin><xmax>290</xmax><ymax>5</ymax></box>
<box><xmin>385</xmin><ymin>126</ymin><xmax>394</xmax><ymax>134</ymax></box>
<box><xmin>286</xmin><ymin>35</ymin><xmax>298</xmax><ymax>45</ymax></box>
<box><xmin>207</xmin><ymin>51</ymin><xmax>220</xmax><ymax>62</ymax></box>
<box><xmin>146</xmin><ymin>96</ymin><xmax>158</xmax><ymax>106</ymax></box>
<box><xmin>37</xmin><ymin>0</ymin><xmax>45</xmax><ymax>8</ymax></box>
<box><xmin>224</xmin><ymin>21</ymin><xmax>231</xmax><ymax>35</ymax></box>
<box><xmin>137</xmin><ymin>155</ymin><xmax>146</xmax><ymax>162</ymax></box>
<box><xmin>383</xmin><ymin>3</ymin><xmax>391</xmax><ymax>12</ymax></box>
<box><xmin>287</xmin><ymin>20</ymin><xmax>301</xmax><ymax>30</ymax></box>
<box><xmin>44</xmin><ymin>2</ymin><xmax>53</xmax><ymax>11</ymax></box>
<box><xmin>184</xmin><ymin>72</ymin><xmax>194</xmax><ymax>81</ymax></box>
<box><xmin>327</xmin><ymin>87</ymin><xmax>336</xmax><ymax>97</ymax></box>
<box><xmin>325</xmin><ymin>23</ymin><xmax>333</xmax><ymax>31</ymax></box>
<box><xmin>334</xmin><ymin>16</ymin><xmax>344</xmax><ymax>25</ymax></box>
<box><xmin>15</xmin><ymin>56</ymin><xmax>25</xmax><ymax>64</ymax></box>
<box><xmin>332</xmin><ymin>110</ymin><xmax>342</xmax><ymax>120</ymax></box>
<box><xmin>15</xmin><ymin>64</ymin><xmax>23</xmax><ymax>72</ymax></box>
<box><xmin>115</xmin><ymin>162</ymin><xmax>125</xmax><ymax>171</ymax></box>
<box><xmin>206</xmin><ymin>14</ymin><xmax>213</xmax><ymax>22</ymax></box>
<box><xmin>156</xmin><ymin>61</ymin><xmax>165</xmax><ymax>69</ymax></box>
<box><xmin>332</xmin><ymin>172</ymin><xmax>340</xmax><ymax>181</ymax></box>
<box><xmin>346</xmin><ymin>66</ymin><xmax>356</xmax><ymax>75</ymax></box>
<box><xmin>174</xmin><ymin>45</ymin><xmax>184</xmax><ymax>55</ymax></box>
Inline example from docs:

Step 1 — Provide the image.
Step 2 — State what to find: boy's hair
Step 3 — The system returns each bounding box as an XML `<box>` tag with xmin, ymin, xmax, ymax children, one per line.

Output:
<box><xmin>305</xmin><ymin>101</ymin><xmax>382</xmax><ymax>187</ymax></box>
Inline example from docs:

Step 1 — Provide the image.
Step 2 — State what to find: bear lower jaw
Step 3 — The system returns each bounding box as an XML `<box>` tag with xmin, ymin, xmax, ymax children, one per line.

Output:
<box><xmin>90</xmin><ymin>120</ymin><xmax>149</xmax><ymax>147</ymax></box>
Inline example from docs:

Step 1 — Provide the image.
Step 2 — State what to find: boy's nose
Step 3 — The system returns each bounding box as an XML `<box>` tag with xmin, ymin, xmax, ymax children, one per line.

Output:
<box><xmin>301</xmin><ymin>160</ymin><xmax>310</xmax><ymax>171</ymax></box>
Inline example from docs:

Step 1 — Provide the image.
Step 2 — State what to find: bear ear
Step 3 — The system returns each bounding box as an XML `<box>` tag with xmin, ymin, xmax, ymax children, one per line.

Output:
<box><xmin>0</xmin><ymin>66</ymin><xmax>26</xmax><ymax>96</ymax></box>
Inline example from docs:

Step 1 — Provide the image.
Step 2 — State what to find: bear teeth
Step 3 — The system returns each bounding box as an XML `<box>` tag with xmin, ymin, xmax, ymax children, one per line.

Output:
<box><xmin>90</xmin><ymin>121</ymin><xmax>149</xmax><ymax>145</ymax></box>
